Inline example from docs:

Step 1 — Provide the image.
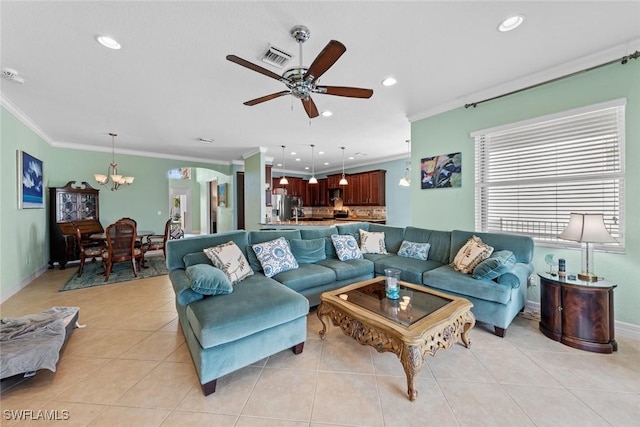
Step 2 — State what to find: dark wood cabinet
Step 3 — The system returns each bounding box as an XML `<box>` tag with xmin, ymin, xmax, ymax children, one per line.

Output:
<box><xmin>48</xmin><ymin>181</ymin><xmax>103</xmax><ymax>269</ymax></box>
<box><xmin>538</xmin><ymin>273</ymin><xmax>617</xmax><ymax>353</ymax></box>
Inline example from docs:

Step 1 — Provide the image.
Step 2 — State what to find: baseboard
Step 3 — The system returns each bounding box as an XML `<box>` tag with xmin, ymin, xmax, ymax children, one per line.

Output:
<box><xmin>1</xmin><ymin>264</ymin><xmax>49</xmax><ymax>304</ymax></box>
<box><xmin>525</xmin><ymin>300</ymin><xmax>640</xmax><ymax>339</ymax></box>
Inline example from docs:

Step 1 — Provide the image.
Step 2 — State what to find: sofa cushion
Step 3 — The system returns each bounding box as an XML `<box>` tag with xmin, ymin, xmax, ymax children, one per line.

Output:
<box><xmin>423</xmin><ymin>265</ymin><xmax>512</xmax><ymax>304</ymax></box>
<box><xmin>451</xmin><ymin>236</ymin><xmax>494</xmax><ymax>274</ymax></box>
<box><xmin>375</xmin><ymin>254</ymin><xmax>443</xmax><ymax>285</ymax></box>
<box><xmin>299</xmin><ymin>226</ymin><xmax>339</xmax><ymax>259</ymax></box>
<box><xmin>273</xmin><ymin>263</ymin><xmax>336</xmax><ymax>292</ymax></box>
<box><xmin>167</xmin><ymin>230</ymin><xmax>249</xmax><ymax>270</ymax></box>
<box><xmin>473</xmin><ymin>250</ymin><xmax>517</xmax><ymax>280</ymax></box>
<box><xmin>397</xmin><ymin>240</ymin><xmax>431</xmax><ymax>260</ymax></box>
<box><xmin>203</xmin><ymin>241</ymin><xmax>254</xmax><ymax>284</ymax></box>
<box><xmin>331</xmin><ymin>234</ymin><xmax>363</xmax><ymax>261</ymax></box>
<box><xmin>170</xmin><ymin>269</ymin><xmax>204</xmax><ymax>306</ymax></box>
<box><xmin>186</xmin><ymin>276</ymin><xmax>309</xmax><ymax>349</ymax></box>
<box><xmin>249</xmin><ymin>229</ymin><xmax>302</xmax><ymax>245</ymax></box>
<box><xmin>183</xmin><ymin>252</ymin><xmax>213</xmax><ymax>268</ymax></box>
<box><xmin>290</xmin><ymin>238</ymin><xmax>326</xmax><ymax>264</ymax></box>
<box><xmin>186</xmin><ymin>264</ymin><xmax>233</xmax><ymax>295</ymax></box>
<box><xmin>316</xmin><ymin>258</ymin><xmax>374</xmax><ymax>281</ymax></box>
<box><xmin>368</xmin><ymin>224</ymin><xmax>405</xmax><ymax>253</ymax></box>
<box><xmin>336</xmin><ymin>222</ymin><xmax>369</xmax><ymax>243</ymax></box>
<box><xmin>252</xmin><ymin>237</ymin><xmax>299</xmax><ymax>278</ymax></box>
<box><xmin>403</xmin><ymin>227</ymin><xmax>451</xmax><ymax>264</ymax></box>
<box><xmin>359</xmin><ymin>229</ymin><xmax>387</xmax><ymax>254</ymax></box>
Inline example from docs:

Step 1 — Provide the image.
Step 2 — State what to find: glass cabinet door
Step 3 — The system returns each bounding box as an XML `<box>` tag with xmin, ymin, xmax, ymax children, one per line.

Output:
<box><xmin>81</xmin><ymin>194</ymin><xmax>97</xmax><ymax>219</ymax></box>
<box><xmin>58</xmin><ymin>193</ymin><xmax>78</xmax><ymax>221</ymax></box>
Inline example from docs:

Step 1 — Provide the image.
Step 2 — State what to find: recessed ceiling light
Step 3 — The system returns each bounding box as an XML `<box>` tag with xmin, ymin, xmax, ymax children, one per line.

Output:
<box><xmin>295</xmin><ymin>158</ymin><xmax>301</xmax><ymax>161</ymax></box>
<box><xmin>304</xmin><ymin>166</ymin><xmax>310</xmax><ymax>170</ymax></box>
<box><xmin>322</xmin><ymin>110</ymin><xmax>333</xmax><ymax>117</ymax></box>
<box><xmin>324</xmin><ymin>162</ymin><xmax>329</xmax><ymax>166</ymax></box>
<box><xmin>382</xmin><ymin>76</ymin><xmax>397</xmax><ymax>87</ymax></box>
<box><xmin>96</xmin><ymin>35</ymin><xmax>121</xmax><ymax>50</ymax></box>
<box><xmin>498</xmin><ymin>15</ymin><xmax>525</xmax><ymax>32</ymax></box>
<box><xmin>290</xmin><ymin>151</ymin><xmax>296</xmax><ymax>155</ymax></box>
<box><xmin>318</xmin><ymin>151</ymin><xmax>324</xmax><ymax>155</ymax></box>
<box><xmin>348</xmin><ymin>156</ymin><xmax>355</xmax><ymax>160</ymax></box>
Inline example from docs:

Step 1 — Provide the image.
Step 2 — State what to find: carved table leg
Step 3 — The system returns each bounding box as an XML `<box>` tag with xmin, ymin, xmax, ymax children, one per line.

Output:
<box><xmin>317</xmin><ymin>303</ymin><xmax>330</xmax><ymax>339</ymax></box>
<box><xmin>460</xmin><ymin>314</ymin><xmax>476</xmax><ymax>348</ymax></box>
<box><xmin>400</xmin><ymin>345</ymin><xmax>423</xmax><ymax>401</ymax></box>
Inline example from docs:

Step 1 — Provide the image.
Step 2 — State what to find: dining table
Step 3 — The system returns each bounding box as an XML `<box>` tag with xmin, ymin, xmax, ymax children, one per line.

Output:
<box><xmin>89</xmin><ymin>230</ymin><xmax>155</xmax><ymax>268</ymax></box>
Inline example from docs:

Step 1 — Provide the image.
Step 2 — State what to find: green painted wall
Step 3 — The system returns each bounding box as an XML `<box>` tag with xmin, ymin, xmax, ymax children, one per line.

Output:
<box><xmin>411</xmin><ymin>61</ymin><xmax>640</xmax><ymax>326</ymax></box>
<box><xmin>244</xmin><ymin>151</ymin><xmax>266</xmax><ymax>231</ymax></box>
<box><xmin>1</xmin><ymin>106</ymin><xmax>231</xmax><ymax>301</ymax></box>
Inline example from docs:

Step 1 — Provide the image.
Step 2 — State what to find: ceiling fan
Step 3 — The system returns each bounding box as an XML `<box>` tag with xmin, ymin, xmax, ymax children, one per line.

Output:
<box><xmin>226</xmin><ymin>25</ymin><xmax>373</xmax><ymax>119</ymax></box>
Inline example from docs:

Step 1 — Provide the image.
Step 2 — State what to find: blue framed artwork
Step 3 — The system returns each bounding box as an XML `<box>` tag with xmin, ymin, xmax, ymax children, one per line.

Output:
<box><xmin>420</xmin><ymin>152</ymin><xmax>462</xmax><ymax>189</ymax></box>
<box><xmin>18</xmin><ymin>150</ymin><xmax>44</xmax><ymax>209</ymax></box>
<box><xmin>217</xmin><ymin>183</ymin><xmax>227</xmax><ymax>207</ymax></box>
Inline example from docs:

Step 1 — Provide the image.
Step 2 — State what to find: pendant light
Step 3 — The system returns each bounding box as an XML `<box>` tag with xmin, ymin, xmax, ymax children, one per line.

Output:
<box><xmin>279</xmin><ymin>145</ymin><xmax>289</xmax><ymax>185</ymax></box>
<box><xmin>308</xmin><ymin>144</ymin><xmax>318</xmax><ymax>184</ymax></box>
<box><xmin>94</xmin><ymin>132</ymin><xmax>134</xmax><ymax>191</ymax></box>
<box><xmin>398</xmin><ymin>139</ymin><xmax>411</xmax><ymax>186</ymax></box>
<box><xmin>339</xmin><ymin>147</ymin><xmax>348</xmax><ymax>185</ymax></box>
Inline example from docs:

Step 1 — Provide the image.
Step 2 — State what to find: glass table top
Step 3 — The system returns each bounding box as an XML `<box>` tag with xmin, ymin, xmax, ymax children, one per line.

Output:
<box><xmin>343</xmin><ymin>280</ymin><xmax>452</xmax><ymax>327</ymax></box>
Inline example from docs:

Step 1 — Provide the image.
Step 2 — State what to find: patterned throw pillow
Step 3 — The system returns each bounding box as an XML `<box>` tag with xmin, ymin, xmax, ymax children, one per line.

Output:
<box><xmin>397</xmin><ymin>240</ymin><xmax>431</xmax><ymax>260</ymax></box>
<box><xmin>331</xmin><ymin>234</ymin><xmax>363</xmax><ymax>261</ymax></box>
<box><xmin>451</xmin><ymin>236</ymin><xmax>494</xmax><ymax>274</ymax></box>
<box><xmin>203</xmin><ymin>241</ymin><xmax>254</xmax><ymax>284</ymax></box>
<box><xmin>359</xmin><ymin>229</ymin><xmax>387</xmax><ymax>254</ymax></box>
<box><xmin>252</xmin><ymin>237</ymin><xmax>299</xmax><ymax>278</ymax></box>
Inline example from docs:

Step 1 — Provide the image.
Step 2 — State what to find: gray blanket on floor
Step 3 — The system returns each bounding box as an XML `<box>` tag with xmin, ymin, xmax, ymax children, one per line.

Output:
<box><xmin>0</xmin><ymin>307</ymin><xmax>79</xmax><ymax>379</ymax></box>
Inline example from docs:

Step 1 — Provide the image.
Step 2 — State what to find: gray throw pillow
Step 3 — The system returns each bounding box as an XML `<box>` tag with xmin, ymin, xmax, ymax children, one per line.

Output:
<box><xmin>472</xmin><ymin>250</ymin><xmax>517</xmax><ymax>280</ymax></box>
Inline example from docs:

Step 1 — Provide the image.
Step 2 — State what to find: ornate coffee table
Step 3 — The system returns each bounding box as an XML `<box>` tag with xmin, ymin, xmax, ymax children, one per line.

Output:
<box><xmin>317</xmin><ymin>277</ymin><xmax>475</xmax><ymax>401</ymax></box>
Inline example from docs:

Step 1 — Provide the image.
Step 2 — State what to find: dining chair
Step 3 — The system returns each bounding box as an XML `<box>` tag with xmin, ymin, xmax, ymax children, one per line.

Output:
<box><xmin>101</xmin><ymin>221</ymin><xmax>144</xmax><ymax>281</ymax></box>
<box><xmin>117</xmin><ymin>217</ymin><xmax>147</xmax><ymax>264</ymax></box>
<box><xmin>143</xmin><ymin>218</ymin><xmax>172</xmax><ymax>258</ymax></box>
<box><xmin>75</xmin><ymin>227</ymin><xmax>105</xmax><ymax>277</ymax></box>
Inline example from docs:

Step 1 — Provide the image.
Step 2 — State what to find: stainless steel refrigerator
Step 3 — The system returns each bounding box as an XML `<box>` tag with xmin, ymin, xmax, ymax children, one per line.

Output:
<box><xmin>271</xmin><ymin>192</ymin><xmax>291</xmax><ymax>222</ymax></box>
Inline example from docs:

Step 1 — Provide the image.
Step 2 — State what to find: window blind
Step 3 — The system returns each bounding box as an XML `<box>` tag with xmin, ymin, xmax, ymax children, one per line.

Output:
<box><xmin>473</xmin><ymin>99</ymin><xmax>625</xmax><ymax>252</ymax></box>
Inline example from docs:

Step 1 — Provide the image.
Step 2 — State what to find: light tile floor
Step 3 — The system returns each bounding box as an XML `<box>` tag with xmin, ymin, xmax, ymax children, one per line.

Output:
<box><xmin>1</xmin><ymin>259</ymin><xmax>639</xmax><ymax>426</ymax></box>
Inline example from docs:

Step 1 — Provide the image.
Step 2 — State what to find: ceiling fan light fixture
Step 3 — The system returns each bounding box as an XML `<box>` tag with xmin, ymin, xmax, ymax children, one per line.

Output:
<box><xmin>498</xmin><ymin>15</ymin><xmax>525</xmax><ymax>32</ymax></box>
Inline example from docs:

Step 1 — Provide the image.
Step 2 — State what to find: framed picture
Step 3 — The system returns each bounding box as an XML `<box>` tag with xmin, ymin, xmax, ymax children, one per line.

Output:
<box><xmin>420</xmin><ymin>152</ymin><xmax>462</xmax><ymax>189</ymax></box>
<box><xmin>17</xmin><ymin>150</ymin><xmax>44</xmax><ymax>209</ymax></box>
<box><xmin>217</xmin><ymin>183</ymin><xmax>227</xmax><ymax>207</ymax></box>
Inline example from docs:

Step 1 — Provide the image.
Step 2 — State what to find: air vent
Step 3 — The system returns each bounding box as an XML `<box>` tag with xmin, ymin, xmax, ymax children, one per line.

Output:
<box><xmin>261</xmin><ymin>45</ymin><xmax>293</xmax><ymax>68</ymax></box>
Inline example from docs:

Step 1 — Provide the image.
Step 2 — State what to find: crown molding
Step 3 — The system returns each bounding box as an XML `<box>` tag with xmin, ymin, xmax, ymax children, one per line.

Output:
<box><xmin>1</xmin><ymin>93</ymin><xmax>55</xmax><ymax>145</ymax></box>
<box><xmin>408</xmin><ymin>38</ymin><xmax>640</xmax><ymax>122</ymax></box>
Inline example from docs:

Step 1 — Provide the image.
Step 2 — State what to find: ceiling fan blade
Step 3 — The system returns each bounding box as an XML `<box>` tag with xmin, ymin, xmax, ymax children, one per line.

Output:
<box><xmin>315</xmin><ymin>86</ymin><xmax>374</xmax><ymax>98</ymax></box>
<box><xmin>301</xmin><ymin>97</ymin><xmax>319</xmax><ymax>118</ymax></box>
<box><xmin>244</xmin><ymin>91</ymin><xmax>291</xmax><ymax>106</ymax></box>
<box><xmin>226</xmin><ymin>55</ymin><xmax>283</xmax><ymax>82</ymax></box>
<box><xmin>303</xmin><ymin>40</ymin><xmax>346</xmax><ymax>83</ymax></box>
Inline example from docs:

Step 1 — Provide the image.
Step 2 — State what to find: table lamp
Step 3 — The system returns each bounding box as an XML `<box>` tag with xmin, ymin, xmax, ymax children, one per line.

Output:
<box><xmin>558</xmin><ymin>213</ymin><xmax>617</xmax><ymax>282</ymax></box>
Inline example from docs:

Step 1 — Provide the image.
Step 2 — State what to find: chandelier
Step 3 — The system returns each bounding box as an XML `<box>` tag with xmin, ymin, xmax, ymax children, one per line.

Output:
<box><xmin>94</xmin><ymin>132</ymin><xmax>134</xmax><ymax>191</ymax></box>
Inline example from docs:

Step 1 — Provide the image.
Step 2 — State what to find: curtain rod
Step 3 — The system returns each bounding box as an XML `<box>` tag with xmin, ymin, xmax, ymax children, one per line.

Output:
<box><xmin>465</xmin><ymin>50</ymin><xmax>640</xmax><ymax>109</ymax></box>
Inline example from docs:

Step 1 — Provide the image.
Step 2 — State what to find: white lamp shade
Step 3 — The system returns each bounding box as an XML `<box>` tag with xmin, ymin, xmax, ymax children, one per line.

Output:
<box><xmin>558</xmin><ymin>213</ymin><xmax>617</xmax><ymax>243</ymax></box>
<box><xmin>309</xmin><ymin>176</ymin><xmax>318</xmax><ymax>184</ymax></box>
<box><xmin>94</xmin><ymin>174</ymin><xmax>108</xmax><ymax>184</ymax></box>
<box><xmin>124</xmin><ymin>177</ymin><xmax>134</xmax><ymax>184</ymax></box>
<box><xmin>279</xmin><ymin>177</ymin><xmax>289</xmax><ymax>185</ymax></box>
<box><xmin>398</xmin><ymin>177</ymin><xmax>410</xmax><ymax>186</ymax></box>
<box><xmin>339</xmin><ymin>177</ymin><xmax>348</xmax><ymax>185</ymax></box>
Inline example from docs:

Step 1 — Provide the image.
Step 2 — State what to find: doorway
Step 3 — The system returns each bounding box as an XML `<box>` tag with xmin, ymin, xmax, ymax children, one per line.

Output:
<box><xmin>209</xmin><ymin>180</ymin><xmax>218</xmax><ymax>234</ymax></box>
<box><xmin>169</xmin><ymin>186</ymin><xmax>192</xmax><ymax>234</ymax></box>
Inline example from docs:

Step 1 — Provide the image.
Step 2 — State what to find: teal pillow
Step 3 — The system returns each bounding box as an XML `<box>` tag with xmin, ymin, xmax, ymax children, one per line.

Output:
<box><xmin>186</xmin><ymin>264</ymin><xmax>233</xmax><ymax>295</ymax></box>
<box><xmin>183</xmin><ymin>252</ymin><xmax>213</xmax><ymax>267</ymax></box>
<box><xmin>290</xmin><ymin>238</ymin><xmax>326</xmax><ymax>264</ymax></box>
<box><xmin>472</xmin><ymin>250</ymin><xmax>517</xmax><ymax>280</ymax></box>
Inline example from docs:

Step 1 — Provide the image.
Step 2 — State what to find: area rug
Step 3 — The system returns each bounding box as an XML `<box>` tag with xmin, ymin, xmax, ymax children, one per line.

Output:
<box><xmin>60</xmin><ymin>256</ymin><xmax>168</xmax><ymax>291</ymax></box>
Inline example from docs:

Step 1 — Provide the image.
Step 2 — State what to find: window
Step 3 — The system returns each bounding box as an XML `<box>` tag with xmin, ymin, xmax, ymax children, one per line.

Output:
<box><xmin>472</xmin><ymin>99</ymin><xmax>625</xmax><ymax>252</ymax></box>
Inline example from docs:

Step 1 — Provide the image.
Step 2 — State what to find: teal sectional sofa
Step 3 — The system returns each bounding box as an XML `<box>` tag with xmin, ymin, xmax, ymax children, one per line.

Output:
<box><xmin>166</xmin><ymin>224</ymin><xmax>534</xmax><ymax>394</ymax></box>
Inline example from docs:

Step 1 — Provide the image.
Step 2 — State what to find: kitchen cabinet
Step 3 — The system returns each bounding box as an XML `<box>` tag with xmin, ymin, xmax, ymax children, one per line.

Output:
<box><xmin>539</xmin><ymin>273</ymin><xmax>617</xmax><ymax>353</ymax></box>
